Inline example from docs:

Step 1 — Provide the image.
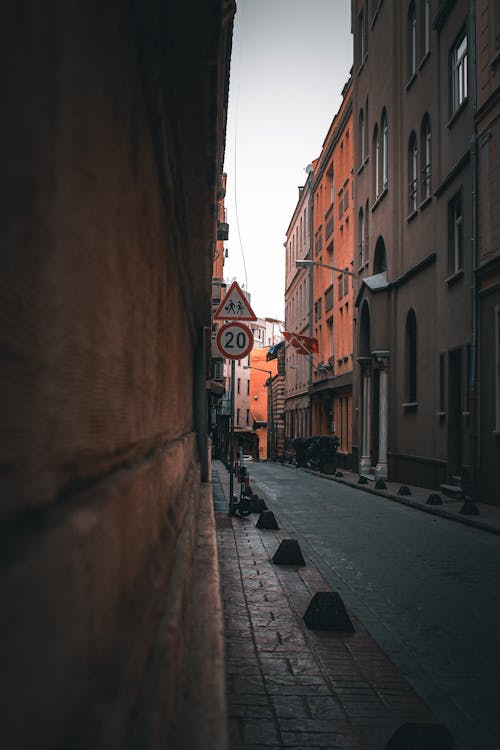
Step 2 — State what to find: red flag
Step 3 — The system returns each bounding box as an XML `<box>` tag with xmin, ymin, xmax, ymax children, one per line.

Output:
<box><xmin>283</xmin><ymin>331</ymin><xmax>319</xmax><ymax>355</ymax></box>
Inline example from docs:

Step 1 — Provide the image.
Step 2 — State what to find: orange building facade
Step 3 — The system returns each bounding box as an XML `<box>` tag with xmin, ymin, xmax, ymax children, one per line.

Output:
<box><xmin>310</xmin><ymin>80</ymin><xmax>354</xmax><ymax>465</ymax></box>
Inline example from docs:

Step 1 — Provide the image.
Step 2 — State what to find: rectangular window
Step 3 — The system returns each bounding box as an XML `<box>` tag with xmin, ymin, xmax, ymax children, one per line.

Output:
<box><xmin>237</xmin><ymin>378</ymin><xmax>241</xmax><ymax>394</ymax></box>
<box><xmin>451</xmin><ymin>31</ymin><xmax>468</xmax><ymax>114</ymax></box>
<box><xmin>344</xmin><ymin>274</ymin><xmax>349</xmax><ymax>296</ymax></box>
<box><xmin>247</xmin><ymin>379</ymin><xmax>250</xmax><ymax>395</ymax></box>
<box><xmin>236</xmin><ymin>408</ymin><xmax>240</xmax><ymax>425</ymax></box>
<box><xmin>448</xmin><ymin>189</ymin><xmax>463</xmax><ymax>274</ymax></box>
<box><xmin>246</xmin><ymin>408</ymin><xmax>250</xmax><ymax>426</ymax></box>
<box><xmin>338</xmin><ymin>274</ymin><xmax>343</xmax><ymax>300</ymax></box>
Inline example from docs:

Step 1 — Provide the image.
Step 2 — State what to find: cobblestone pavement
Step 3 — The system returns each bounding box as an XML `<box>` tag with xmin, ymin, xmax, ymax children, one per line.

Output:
<box><xmin>213</xmin><ymin>461</ymin><xmax>436</xmax><ymax>750</ymax></box>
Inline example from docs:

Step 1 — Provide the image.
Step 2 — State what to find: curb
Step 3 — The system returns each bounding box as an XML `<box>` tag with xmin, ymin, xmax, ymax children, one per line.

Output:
<box><xmin>279</xmin><ymin>463</ymin><xmax>500</xmax><ymax>536</ymax></box>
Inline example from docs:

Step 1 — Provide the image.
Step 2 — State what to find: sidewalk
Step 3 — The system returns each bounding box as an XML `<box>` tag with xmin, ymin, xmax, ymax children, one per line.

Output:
<box><xmin>212</xmin><ymin>460</ymin><xmax>441</xmax><ymax>750</ymax></box>
<box><xmin>295</xmin><ymin>464</ymin><xmax>500</xmax><ymax>536</ymax></box>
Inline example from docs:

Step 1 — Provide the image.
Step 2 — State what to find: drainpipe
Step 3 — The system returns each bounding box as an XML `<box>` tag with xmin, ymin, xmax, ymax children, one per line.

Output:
<box><xmin>308</xmin><ymin>170</ymin><xmax>314</xmax><ymax>436</ymax></box>
<box><xmin>465</xmin><ymin>0</ymin><xmax>479</xmax><ymax>510</ymax></box>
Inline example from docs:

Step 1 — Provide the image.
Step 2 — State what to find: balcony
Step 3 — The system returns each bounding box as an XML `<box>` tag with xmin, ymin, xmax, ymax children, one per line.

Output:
<box><xmin>325</xmin><ymin>215</ymin><xmax>334</xmax><ymax>241</ymax></box>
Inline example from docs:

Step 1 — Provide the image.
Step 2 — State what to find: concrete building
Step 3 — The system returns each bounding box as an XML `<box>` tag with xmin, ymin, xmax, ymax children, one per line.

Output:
<box><xmin>351</xmin><ymin>0</ymin><xmax>477</xmax><ymax>493</ymax></box>
<box><xmin>284</xmin><ymin>171</ymin><xmax>314</xmax><ymax>446</ymax></box>
<box><xmin>310</xmin><ymin>80</ymin><xmax>355</xmax><ymax>468</ymax></box>
<box><xmin>475</xmin><ymin>0</ymin><xmax>500</xmax><ymax>504</ymax></box>
<box><xmin>0</xmin><ymin>2</ymin><xmax>234</xmax><ymax>748</ymax></box>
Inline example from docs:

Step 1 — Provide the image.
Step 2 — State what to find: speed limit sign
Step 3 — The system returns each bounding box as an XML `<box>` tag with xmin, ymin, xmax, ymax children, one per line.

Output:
<box><xmin>216</xmin><ymin>321</ymin><xmax>254</xmax><ymax>360</ymax></box>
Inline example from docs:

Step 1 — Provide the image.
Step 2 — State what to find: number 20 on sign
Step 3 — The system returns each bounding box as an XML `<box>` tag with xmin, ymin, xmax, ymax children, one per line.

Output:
<box><xmin>216</xmin><ymin>322</ymin><xmax>254</xmax><ymax>360</ymax></box>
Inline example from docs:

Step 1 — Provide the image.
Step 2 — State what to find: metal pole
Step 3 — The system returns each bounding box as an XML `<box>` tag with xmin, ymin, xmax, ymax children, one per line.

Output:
<box><xmin>269</xmin><ymin>373</ymin><xmax>276</xmax><ymax>461</ymax></box>
<box><xmin>229</xmin><ymin>359</ymin><xmax>235</xmax><ymax>514</ymax></box>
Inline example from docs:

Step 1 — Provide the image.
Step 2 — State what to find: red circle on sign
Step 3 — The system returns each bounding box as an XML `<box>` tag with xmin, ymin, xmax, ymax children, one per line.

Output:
<box><xmin>216</xmin><ymin>322</ymin><xmax>254</xmax><ymax>360</ymax></box>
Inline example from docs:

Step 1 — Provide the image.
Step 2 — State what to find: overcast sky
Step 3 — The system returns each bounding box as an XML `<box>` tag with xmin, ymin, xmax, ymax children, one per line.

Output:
<box><xmin>223</xmin><ymin>0</ymin><xmax>353</xmax><ymax>321</ymax></box>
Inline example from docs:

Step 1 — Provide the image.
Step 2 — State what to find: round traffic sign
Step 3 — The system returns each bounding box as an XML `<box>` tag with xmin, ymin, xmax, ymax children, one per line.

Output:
<box><xmin>216</xmin><ymin>322</ymin><xmax>254</xmax><ymax>360</ymax></box>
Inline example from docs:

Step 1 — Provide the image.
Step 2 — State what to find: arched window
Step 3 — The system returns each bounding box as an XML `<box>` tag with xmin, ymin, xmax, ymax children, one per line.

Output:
<box><xmin>358</xmin><ymin>207</ymin><xmax>365</xmax><ymax>265</ymax></box>
<box><xmin>420</xmin><ymin>0</ymin><xmax>431</xmax><ymax>57</ymax></box>
<box><xmin>381</xmin><ymin>109</ymin><xmax>388</xmax><ymax>189</ymax></box>
<box><xmin>406</xmin><ymin>309</ymin><xmax>417</xmax><ymax>403</ymax></box>
<box><xmin>421</xmin><ymin>114</ymin><xmax>431</xmax><ymax>201</ymax></box>
<box><xmin>408</xmin><ymin>131</ymin><xmax>418</xmax><ymax>213</ymax></box>
<box><xmin>373</xmin><ymin>124</ymin><xmax>380</xmax><ymax>197</ymax></box>
<box><xmin>373</xmin><ymin>236</ymin><xmax>387</xmax><ymax>274</ymax></box>
<box><xmin>408</xmin><ymin>2</ymin><xmax>417</xmax><ymax>79</ymax></box>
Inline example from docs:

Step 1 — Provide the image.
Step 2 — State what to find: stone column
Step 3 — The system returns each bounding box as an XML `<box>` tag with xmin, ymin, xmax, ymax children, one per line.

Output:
<box><xmin>357</xmin><ymin>357</ymin><xmax>372</xmax><ymax>475</ymax></box>
<box><xmin>373</xmin><ymin>351</ymin><xmax>390</xmax><ymax>480</ymax></box>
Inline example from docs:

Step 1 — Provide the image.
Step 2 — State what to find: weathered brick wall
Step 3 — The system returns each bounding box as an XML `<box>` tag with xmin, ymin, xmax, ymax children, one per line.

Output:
<box><xmin>0</xmin><ymin>2</ymin><xmax>232</xmax><ymax>747</ymax></box>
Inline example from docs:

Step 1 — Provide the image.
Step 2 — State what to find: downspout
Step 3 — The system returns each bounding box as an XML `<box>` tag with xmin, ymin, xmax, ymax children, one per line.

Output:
<box><xmin>468</xmin><ymin>0</ymin><xmax>479</xmax><ymax>504</ymax></box>
<box><xmin>308</xmin><ymin>170</ymin><xmax>314</xmax><ymax>436</ymax></box>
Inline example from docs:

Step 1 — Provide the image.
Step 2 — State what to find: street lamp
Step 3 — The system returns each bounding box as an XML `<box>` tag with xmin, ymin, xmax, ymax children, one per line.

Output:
<box><xmin>243</xmin><ymin>365</ymin><xmax>277</xmax><ymax>461</ymax></box>
<box><xmin>296</xmin><ymin>259</ymin><xmax>357</xmax><ymax>277</ymax></box>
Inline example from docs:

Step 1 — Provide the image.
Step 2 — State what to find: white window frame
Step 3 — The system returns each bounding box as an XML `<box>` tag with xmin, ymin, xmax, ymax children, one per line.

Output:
<box><xmin>452</xmin><ymin>31</ymin><xmax>468</xmax><ymax>113</ymax></box>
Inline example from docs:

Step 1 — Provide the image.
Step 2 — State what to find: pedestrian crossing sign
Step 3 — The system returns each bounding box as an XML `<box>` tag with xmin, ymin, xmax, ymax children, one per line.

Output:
<box><xmin>213</xmin><ymin>280</ymin><xmax>257</xmax><ymax>322</ymax></box>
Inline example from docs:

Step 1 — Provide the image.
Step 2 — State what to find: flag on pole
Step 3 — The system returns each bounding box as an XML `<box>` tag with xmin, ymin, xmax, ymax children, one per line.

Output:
<box><xmin>283</xmin><ymin>331</ymin><xmax>319</xmax><ymax>355</ymax></box>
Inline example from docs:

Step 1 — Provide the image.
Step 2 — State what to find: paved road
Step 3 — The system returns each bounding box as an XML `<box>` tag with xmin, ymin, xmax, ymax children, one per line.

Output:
<box><xmin>246</xmin><ymin>461</ymin><xmax>500</xmax><ymax>750</ymax></box>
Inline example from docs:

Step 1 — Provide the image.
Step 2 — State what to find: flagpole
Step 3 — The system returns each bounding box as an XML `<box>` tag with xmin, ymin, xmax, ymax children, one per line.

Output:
<box><xmin>282</xmin><ymin>329</ymin><xmax>330</xmax><ymax>371</ymax></box>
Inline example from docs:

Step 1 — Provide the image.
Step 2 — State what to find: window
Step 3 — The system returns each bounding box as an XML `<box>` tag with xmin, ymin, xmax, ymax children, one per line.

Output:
<box><xmin>451</xmin><ymin>30</ymin><xmax>468</xmax><ymax>114</ymax></box>
<box><xmin>421</xmin><ymin>0</ymin><xmax>431</xmax><ymax>58</ymax></box>
<box><xmin>359</xmin><ymin>108</ymin><xmax>365</xmax><ymax>165</ymax></box>
<box><xmin>358</xmin><ymin>207</ymin><xmax>365</xmax><ymax>265</ymax></box>
<box><xmin>247</xmin><ymin>379</ymin><xmax>250</xmax><ymax>395</ymax></box>
<box><xmin>246</xmin><ymin>408</ymin><xmax>250</xmax><ymax>426</ymax></box>
<box><xmin>344</xmin><ymin>274</ymin><xmax>349</xmax><ymax>296</ymax></box>
<box><xmin>421</xmin><ymin>114</ymin><xmax>431</xmax><ymax>201</ymax></box>
<box><xmin>406</xmin><ymin>309</ymin><xmax>417</xmax><ymax>403</ymax></box>
<box><xmin>408</xmin><ymin>131</ymin><xmax>418</xmax><ymax>213</ymax></box>
<box><xmin>357</xmin><ymin>6</ymin><xmax>366</xmax><ymax>67</ymax></box>
<box><xmin>408</xmin><ymin>2</ymin><xmax>417</xmax><ymax>79</ymax></box>
<box><xmin>338</xmin><ymin>275</ymin><xmax>343</xmax><ymax>301</ymax></box>
<box><xmin>373</xmin><ymin>124</ymin><xmax>380</xmax><ymax>197</ymax></box>
<box><xmin>237</xmin><ymin>377</ymin><xmax>241</xmax><ymax>394</ymax></box>
<box><xmin>381</xmin><ymin>109</ymin><xmax>388</xmax><ymax>189</ymax></box>
<box><xmin>448</xmin><ymin>189</ymin><xmax>463</xmax><ymax>274</ymax></box>
<box><xmin>236</xmin><ymin>408</ymin><xmax>240</xmax><ymax>425</ymax></box>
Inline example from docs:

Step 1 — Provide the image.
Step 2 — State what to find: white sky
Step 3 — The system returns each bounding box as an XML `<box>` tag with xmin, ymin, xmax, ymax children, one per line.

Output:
<box><xmin>223</xmin><ymin>0</ymin><xmax>353</xmax><ymax>321</ymax></box>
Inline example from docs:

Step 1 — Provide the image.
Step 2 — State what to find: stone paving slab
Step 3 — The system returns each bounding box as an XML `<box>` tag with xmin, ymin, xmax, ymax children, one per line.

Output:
<box><xmin>213</xmin><ymin>461</ymin><xmax>436</xmax><ymax>750</ymax></box>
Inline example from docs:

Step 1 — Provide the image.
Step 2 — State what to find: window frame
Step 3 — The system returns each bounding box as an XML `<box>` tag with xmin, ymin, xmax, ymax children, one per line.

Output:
<box><xmin>447</xmin><ymin>188</ymin><xmax>464</xmax><ymax>275</ymax></box>
<box><xmin>408</xmin><ymin>131</ymin><xmax>418</xmax><ymax>214</ymax></box>
<box><xmin>451</xmin><ymin>29</ymin><xmax>468</xmax><ymax>115</ymax></box>
<box><xmin>421</xmin><ymin>115</ymin><xmax>432</xmax><ymax>201</ymax></box>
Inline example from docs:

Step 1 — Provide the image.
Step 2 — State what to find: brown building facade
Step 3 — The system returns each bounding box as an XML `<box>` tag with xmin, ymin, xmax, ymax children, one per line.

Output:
<box><xmin>475</xmin><ymin>0</ymin><xmax>500</xmax><ymax>503</ymax></box>
<box><xmin>1</xmin><ymin>2</ymin><xmax>234</xmax><ymax>747</ymax></box>
<box><xmin>352</xmin><ymin>0</ymin><xmax>479</xmax><ymax>494</ymax></box>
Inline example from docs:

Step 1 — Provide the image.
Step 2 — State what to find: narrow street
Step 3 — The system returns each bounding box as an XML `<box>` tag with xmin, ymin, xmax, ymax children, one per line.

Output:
<box><xmin>247</xmin><ymin>461</ymin><xmax>500</xmax><ymax>750</ymax></box>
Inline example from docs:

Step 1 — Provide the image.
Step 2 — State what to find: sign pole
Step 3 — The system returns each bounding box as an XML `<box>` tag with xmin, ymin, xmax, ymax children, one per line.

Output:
<box><xmin>229</xmin><ymin>359</ymin><xmax>235</xmax><ymax>515</ymax></box>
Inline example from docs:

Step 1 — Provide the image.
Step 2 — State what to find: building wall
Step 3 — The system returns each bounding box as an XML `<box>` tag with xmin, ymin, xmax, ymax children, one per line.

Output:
<box><xmin>352</xmin><ymin>0</ymin><xmax>475</xmax><ymax>490</ymax></box>
<box><xmin>310</xmin><ymin>81</ymin><xmax>354</xmax><ymax>464</ymax></box>
<box><xmin>476</xmin><ymin>0</ymin><xmax>500</xmax><ymax>503</ymax></box>
<box><xmin>284</xmin><ymin>175</ymin><xmax>313</xmax><ymax>443</ymax></box>
<box><xmin>0</xmin><ymin>2</ymin><xmax>234</xmax><ymax>746</ymax></box>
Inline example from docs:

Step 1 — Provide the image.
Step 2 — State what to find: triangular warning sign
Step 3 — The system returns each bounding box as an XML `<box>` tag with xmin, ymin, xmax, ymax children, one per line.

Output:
<box><xmin>213</xmin><ymin>281</ymin><xmax>257</xmax><ymax>321</ymax></box>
